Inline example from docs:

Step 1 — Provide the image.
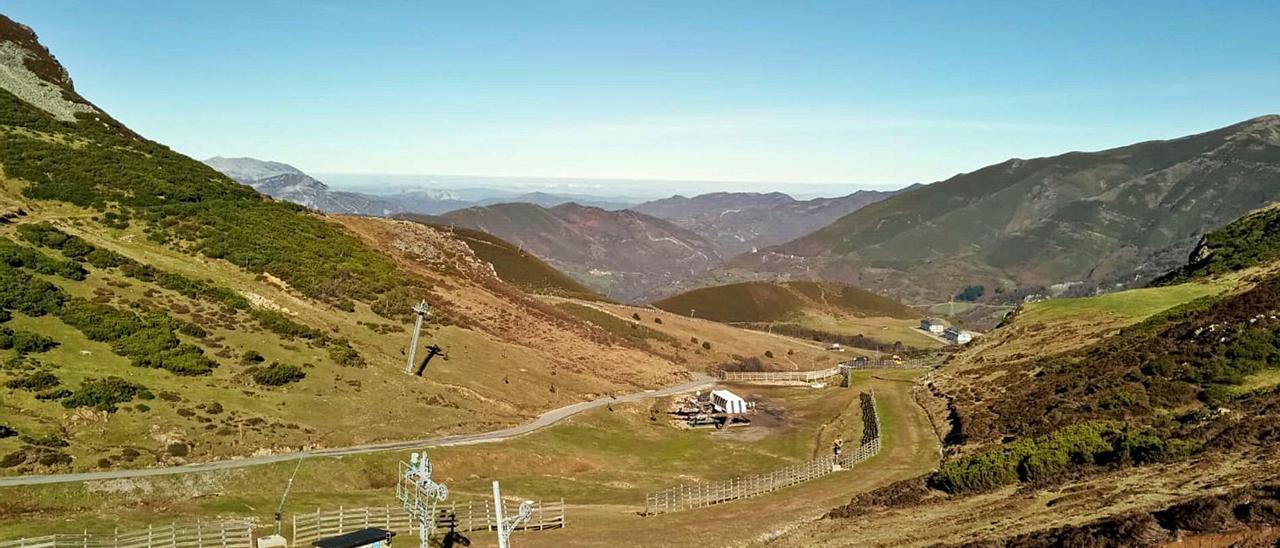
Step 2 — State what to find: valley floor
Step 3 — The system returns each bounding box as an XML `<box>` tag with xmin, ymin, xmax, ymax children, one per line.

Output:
<box><xmin>0</xmin><ymin>371</ymin><xmax>937</xmax><ymax>543</ymax></box>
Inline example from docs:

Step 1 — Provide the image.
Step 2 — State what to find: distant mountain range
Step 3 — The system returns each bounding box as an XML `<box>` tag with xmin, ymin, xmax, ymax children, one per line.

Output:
<box><xmin>632</xmin><ymin>188</ymin><xmax>909</xmax><ymax>254</ymax></box>
<box><xmin>206</xmin><ymin>156</ymin><xmax>918</xmax><ymax>302</ymax></box>
<box><xmin>403</xmin><ymin>203</ymin><xmax>725</xmax><ymax>302</ymax></box>
<box><xmin>204</xmin><ymin>157</ymin><xmax>481</xmax><ymax>214</ymax></box>
<box><xmin>204</xmin><ymin>157</ymin><xmax>639</xmax><ymax>215</ymax></box>
<box><xmin>721</xmin><ymin>115</ymin><xmax>1280</xmax><ymax>306</ymax></box>
<box><xmin>397</xmin><ymin>189</ymin><xmax>916</xmax><ymax>302</ymax></box>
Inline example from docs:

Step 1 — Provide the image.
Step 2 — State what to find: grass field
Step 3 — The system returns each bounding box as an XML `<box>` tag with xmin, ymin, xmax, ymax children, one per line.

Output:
<box><xmin>1015</xmin><ymin>281</ymin><xmax>1231</xmax><ymax>325</ymax></box>
<box><xmin>0</xmin><ymin>372</ymin><xmax>936</xmax><ymax>541</ymax></box>
<box><xmin>513</xmin><ymin>371</ymin><xmax>937</xmax><ymax>548</ymax></box>
<box><xmin>943</xmin><ymin>280</ymin><xmax>1236</xmax><ymax>375</ymax></box>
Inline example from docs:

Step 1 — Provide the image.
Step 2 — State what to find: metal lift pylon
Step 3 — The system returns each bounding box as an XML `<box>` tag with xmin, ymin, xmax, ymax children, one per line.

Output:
<box><xmin>403</xmin><ymin>300</ymin><xmax>431</xmax><ymax>375</ymax></box>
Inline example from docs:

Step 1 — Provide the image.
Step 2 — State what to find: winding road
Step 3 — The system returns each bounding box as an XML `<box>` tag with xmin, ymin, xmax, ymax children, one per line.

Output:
<box><xmin>0</xmin><ymin>375</ymin><xmax>716</xmax><ymax>487</ymax></box>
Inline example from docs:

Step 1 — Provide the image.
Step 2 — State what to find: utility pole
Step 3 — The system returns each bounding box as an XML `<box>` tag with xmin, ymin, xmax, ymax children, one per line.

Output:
<box><xmin>493</xmin><ymin>481</ymin><xmax>506</xmax><ymax>548</ymax></box>
<box><xmin>398</xmin><ymin>451</ymin><xmax>448</xmax><ymax>548</ymax></box>
<box><xmin>273</xmin><ymin>458</ymin><xmax>304</xmax><ymax>536</ymax></box>
<box><xmin>493</xmin><ymin>481</ymin><xmax>533</xmax><ymax>548</ymax></box>
<box><xmin>404</xmin><ymin>300</ymin><xmax>431</xmax><ymax>375</ymax></box>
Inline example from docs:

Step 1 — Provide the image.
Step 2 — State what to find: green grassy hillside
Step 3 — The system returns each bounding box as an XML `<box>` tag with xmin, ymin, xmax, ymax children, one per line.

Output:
<box><xmin>652</xmin><ymin>281</ymin><xmax>915</xmax><ymax>323</ymax></box>
<box><xmin>1012</xmin><ymin>282</ymin><xmax>1232</xmax><ymax>325</ymax></box>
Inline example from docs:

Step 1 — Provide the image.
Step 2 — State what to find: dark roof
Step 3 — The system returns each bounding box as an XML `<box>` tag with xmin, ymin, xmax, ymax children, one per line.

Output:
<box><xmin>313</xmin><ymin>528</ymin><xmax>396</xmax><ymax>548</ymax></box>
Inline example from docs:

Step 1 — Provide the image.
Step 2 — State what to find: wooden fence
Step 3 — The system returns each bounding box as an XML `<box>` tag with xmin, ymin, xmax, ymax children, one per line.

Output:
<box><xmin>720</xmin><ymin>356</ymin><xmax>938</xmax><ymax>384</ymax></box>
<box><xmin>718</xmin><ymin>366</ymin><xmax>841</xmax><ymax>383</ymax></box>
<box><xmin>0</xmin><ymin>521</ymin><xmax>255</xmax><ymax>548</ymax></box>
<box><xmin>289</xmin><ymin>499</ymin><xmax>565</xmax><ymax>546</ymax></box>
<box><xmin>842</xmin><ymin>356</ymin><xmax>938</xmax><ymax>370</ymax></box>
<box><xmin>643</xmin><ymin>392</ymin><xmax>882</xmax><ymax>515</ymax></box>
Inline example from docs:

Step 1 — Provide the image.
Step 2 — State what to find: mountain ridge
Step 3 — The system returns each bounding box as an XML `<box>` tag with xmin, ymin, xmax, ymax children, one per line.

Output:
<box><xmin>631</xmin><ymin>188</ymin><xmax>907</xmax><ymax>254</ymax></box>
<box><xmin>726</xmin><ymin>115</ymin><xmax>1280</xmax><ymax>309</ymax></box>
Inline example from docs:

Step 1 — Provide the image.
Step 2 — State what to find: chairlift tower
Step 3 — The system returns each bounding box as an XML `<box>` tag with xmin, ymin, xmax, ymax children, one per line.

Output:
<box><xmin>403</xmin><ymin>300</ymin><xmax>431</xmax><ymax>375</ymax></box>
<box><xmin>492</xmin><ymin>480</ymin><xmax>534</xmax><ymax>548</ymax></box>
<box><xmin>397</xmin><ymin>451</ymin><xmax>449</xmax><ymax>548</ymax></box>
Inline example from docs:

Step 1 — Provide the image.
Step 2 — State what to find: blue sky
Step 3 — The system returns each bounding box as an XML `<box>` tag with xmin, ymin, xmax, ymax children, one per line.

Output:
<box><xmin>4</xmin><ymin>1</ymin><xmax>1278</xmax><ymax>191</ymax></box>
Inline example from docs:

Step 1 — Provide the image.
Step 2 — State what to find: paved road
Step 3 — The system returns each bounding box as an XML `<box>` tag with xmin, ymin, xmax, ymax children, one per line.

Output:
<box><xmin>0</xmin><ymin>375</ymin><xmax>716</xmax><ymax>487</ymax></box>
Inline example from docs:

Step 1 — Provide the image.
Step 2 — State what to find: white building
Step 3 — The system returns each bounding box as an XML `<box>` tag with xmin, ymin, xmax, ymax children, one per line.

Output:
<box><xmin>710</xmin><ymin>390</ymin><xmax>751</xmax><ymax>414</ymax></box>
<box><xmin>943</xmin><ymin>327</ymin><xmax>972</xmax><ymax>345</ymax></box>
<box><xmin>921</xmin><ymin>318</ymin><xmax>946</xmax><ymax>334</ymax></box>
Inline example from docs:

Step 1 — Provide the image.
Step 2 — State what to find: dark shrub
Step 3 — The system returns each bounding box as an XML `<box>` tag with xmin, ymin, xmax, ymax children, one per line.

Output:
<box><xmin>60</xmin><ymin>376</ymin><xmax>147</xmax><ymax>412</ymax></box>
<box><xmin>252</xmin><ymin>363</ymin><xmax>306</xmax><ymax>386</ymax></box>
<box><xmin>5</xmin><ymin>370</ymin><xmax>60</xmax><ymax>391</ymax></box>
<box><xmin>35</xmin><ymin>388</ymin><xmax>72</xmax><ymax>401</ymax></box>
<box><xmin>327</xmin><ymin>343</ymin><xmax>365</xmax><ymax>367</ymax></box>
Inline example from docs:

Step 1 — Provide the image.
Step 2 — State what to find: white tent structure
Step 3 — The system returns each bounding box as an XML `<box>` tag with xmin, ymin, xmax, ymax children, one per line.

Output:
<box><xmin>710</xmin><ymin>390</ymin><xmax>750</xmax><ymax>414</ymax></box>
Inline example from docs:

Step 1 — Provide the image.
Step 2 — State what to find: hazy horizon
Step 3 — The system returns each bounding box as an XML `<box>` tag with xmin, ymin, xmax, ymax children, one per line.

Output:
<box><xmin>312</xmin><ymin>171</ymin><xmax>908</xmax><ymax>201</ymax></box>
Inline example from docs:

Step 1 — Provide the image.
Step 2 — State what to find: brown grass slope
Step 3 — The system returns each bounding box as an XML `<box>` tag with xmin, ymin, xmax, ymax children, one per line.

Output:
<box><xmin>395</xmin><ymin>214</ymin><xmax>607</xmax><ymax>302</ymax></box>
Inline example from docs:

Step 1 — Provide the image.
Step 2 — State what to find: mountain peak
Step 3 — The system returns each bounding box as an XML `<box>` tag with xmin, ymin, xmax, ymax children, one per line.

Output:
<box><xmin>0</xmin><ymin>15</ymin><xmax>98</xmax><ymax>122</ymax></box>
<box><xmin>0</xmin><ymin>15</ymin><xmax>73</xmax><ymax>89</ymax></box>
